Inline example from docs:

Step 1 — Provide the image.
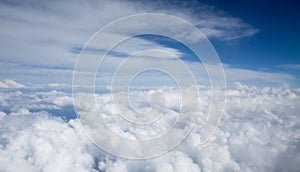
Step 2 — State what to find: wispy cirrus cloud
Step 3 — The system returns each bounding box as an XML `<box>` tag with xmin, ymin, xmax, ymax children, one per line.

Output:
<box><xmin>278</xmin><ymin>64</ymin><xmax>300</xmax><ymax>70</ymax></box>
<box><xmin>5</xmin><ymin>0</ymin><xmax>293</xmax><ymax>87</ymax></box>
<box><xmin>135</xmin><ymin>0</ymin><xmax>259</xmax><ymax>40</ymax></box>
<box><xmin>0</xmin><ymin>0</ymin><xmax>257</xmax><ymax>67</ymax></box>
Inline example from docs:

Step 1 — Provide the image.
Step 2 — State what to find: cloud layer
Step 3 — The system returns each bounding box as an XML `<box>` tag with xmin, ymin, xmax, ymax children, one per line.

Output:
<box><xmin>0</xmin><ymin>82</ymin><xmax>299</xmax><ymax>171</ymax></box>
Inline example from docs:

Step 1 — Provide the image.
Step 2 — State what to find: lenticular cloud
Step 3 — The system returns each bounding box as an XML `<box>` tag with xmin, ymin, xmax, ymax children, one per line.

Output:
<box><xmin>0</xmin><ymin>83</ymin><xmax>299</xmax><ymax>171</ymax></box>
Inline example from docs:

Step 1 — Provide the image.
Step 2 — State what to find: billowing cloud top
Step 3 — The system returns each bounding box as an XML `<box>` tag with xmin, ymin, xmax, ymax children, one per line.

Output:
<box><xmin>0</xmin><ymin>81</ymin><xmax>299</xmax><ymax>171</ymax></box>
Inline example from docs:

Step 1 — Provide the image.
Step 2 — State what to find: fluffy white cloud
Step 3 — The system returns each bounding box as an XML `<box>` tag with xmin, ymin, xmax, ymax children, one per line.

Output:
<box><xmin>0</xmin><ymin>114</ymin><xmax>95</xmax><ymax>172</ymax></box>
<box><xmin>0</xmin><ymin>83</ymin><xmax>299</xmax><ymax>171</ymax></box>
<box><xmin>0</xmin><ymin>79</ymin><xmax>26</xmax><ymax>88</ymax></box>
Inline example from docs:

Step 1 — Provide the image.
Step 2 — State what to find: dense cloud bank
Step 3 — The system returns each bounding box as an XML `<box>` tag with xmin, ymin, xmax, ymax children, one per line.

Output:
<box><xmin>0</xmin><ymin>83</ymin><xmax>299</xmax><ymax>171</ymax></box>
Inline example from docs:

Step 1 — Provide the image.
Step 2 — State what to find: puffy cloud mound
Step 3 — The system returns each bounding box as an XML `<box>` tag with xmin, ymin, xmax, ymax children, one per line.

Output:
<box><xmin>0</xmin><ymin>80</ymin><xmax>26</xmax><ymax>89</ymax></box>
<box><xmin>0</xmin><ymin>83</ymin><xmax>299</xmax><ymax>171</ymax></box>
<box><xmin>0</xmin><ymin>114</ymin><xmax>96</xmax><ymax>172</ymax></box>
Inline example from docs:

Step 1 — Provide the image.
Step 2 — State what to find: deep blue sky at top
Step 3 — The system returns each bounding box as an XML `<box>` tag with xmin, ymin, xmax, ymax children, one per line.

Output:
<box><xmin>204</xmin><ymin>0</ymin><xmax>300</xmax><ymax>70</ymax></box>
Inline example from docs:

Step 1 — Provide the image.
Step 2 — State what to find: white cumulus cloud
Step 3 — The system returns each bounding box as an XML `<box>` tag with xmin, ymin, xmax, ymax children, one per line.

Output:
<box><xmin>0</xmin><ymin>83</ymin><xmax>299</xmax><ymax>171</ymax></box>
<box><xmin>0</xmin><ymin>79</ymin><xmax>26</xmax><ymax>88</ymax></box>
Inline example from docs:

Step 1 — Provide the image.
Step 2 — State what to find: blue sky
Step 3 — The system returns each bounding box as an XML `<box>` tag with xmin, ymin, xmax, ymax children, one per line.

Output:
<box><xmin>206</xmin><ymin>0</ymin><xmax>300</xmax><ymax>65</ymax></box>
<box><xmin>0</xmin><ymin>0</ymin><xmax>299</xmax><ymax>87</ymax></box>
<box><xmin>207</xmin><ymin>0</ymin><xmax>300</xmax><ymax>86</ymax></box>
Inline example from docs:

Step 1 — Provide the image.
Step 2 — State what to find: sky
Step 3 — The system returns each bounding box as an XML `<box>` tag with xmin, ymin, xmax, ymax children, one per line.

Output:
<box><xmin>1</xmin><ymin>1</ymin><xmax>300</xmax><ymax>171</ymax></box>
<box><xmin>206</xmin><ymin>0</ymin><xmax>300</xmax><ymax>85</ymax></box>
<box><xmin>0</xmin><ymin>0</ymin><xmax>299</xmax><ymax>87</ymax></box>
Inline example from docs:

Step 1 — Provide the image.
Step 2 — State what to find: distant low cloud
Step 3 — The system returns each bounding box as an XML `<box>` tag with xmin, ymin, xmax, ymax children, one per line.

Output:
<box><xmin>278</xmin><ymin>64</ymin><xmax>300</xmax><ymax>70</ymax></box>
<box><xmin>0</xmin><ymin>79</ymin><xmax>26</xmax><ymax>88</ymax></box>
<box><xmin>223</xmin><ymin>64</ymin><xmax>296</xmax><ymax>84</ymax></box>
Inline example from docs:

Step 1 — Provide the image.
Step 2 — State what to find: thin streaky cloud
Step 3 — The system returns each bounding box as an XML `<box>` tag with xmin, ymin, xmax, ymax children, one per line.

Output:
<box><xmin>278</xmin><ymin>64</ymin><xmax>300</xmax><ymax>70</ymax></box>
